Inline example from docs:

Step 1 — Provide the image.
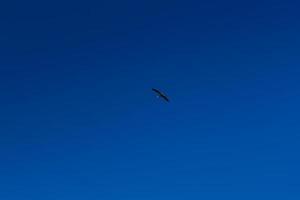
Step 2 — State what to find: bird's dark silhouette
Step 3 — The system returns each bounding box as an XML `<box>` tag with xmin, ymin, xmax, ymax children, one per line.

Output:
<box><xmin>152</xmin><ymin>88</ymin><xmax>170</xmax><ymax>102</ymax></box>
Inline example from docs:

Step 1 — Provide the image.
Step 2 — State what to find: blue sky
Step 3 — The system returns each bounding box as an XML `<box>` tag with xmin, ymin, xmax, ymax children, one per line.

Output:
<box><xmin>1</xmin><ymin>0</ymin><xmax>300</xmax><ymax>199</ymax></box>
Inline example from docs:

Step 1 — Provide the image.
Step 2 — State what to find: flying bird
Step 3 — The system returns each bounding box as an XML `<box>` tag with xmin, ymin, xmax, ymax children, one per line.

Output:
<box><xmin>152</xmin><ymin>88</ymin><xmax>170</xmax><ymax>102</ymax></box>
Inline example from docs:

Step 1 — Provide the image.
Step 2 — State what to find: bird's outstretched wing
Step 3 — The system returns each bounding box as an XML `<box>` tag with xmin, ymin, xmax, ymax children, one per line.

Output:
<box><xmin>152</xmin><ymin>88</ymin><xmax>170</xmax><ymax>102</ymax></box>
<box><xmin>161</xmin><ymin>94</ymin><xmax>170</xmax><ymax>102</ymax></box>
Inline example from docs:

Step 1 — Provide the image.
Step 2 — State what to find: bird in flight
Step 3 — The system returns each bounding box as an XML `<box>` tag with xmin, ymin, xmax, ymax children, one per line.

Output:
<box><xmin>152</xmin><ymin>88</ymin><xmax>170</xmax><ymax>102</ymax></box>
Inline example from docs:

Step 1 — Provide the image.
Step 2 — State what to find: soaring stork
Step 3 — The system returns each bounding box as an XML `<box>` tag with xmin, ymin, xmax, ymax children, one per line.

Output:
<box><xmin>152</xmin><ymin>88</ymin><xmax>170</xmax><ymax>102</ymax></box>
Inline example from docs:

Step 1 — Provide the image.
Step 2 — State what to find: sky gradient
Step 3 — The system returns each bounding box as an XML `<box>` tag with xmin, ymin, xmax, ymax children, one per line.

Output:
<box><xmin>1</xmin><ymin>0</ymin><xmax>300</xmax><ymax>199</ymax></box>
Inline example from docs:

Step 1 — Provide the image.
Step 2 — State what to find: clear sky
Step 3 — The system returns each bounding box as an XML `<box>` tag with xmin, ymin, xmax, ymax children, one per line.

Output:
<box><xmin>1</xmin><ymin>0</ymin><xmax>300</xmax><ymax>199</ymax></box>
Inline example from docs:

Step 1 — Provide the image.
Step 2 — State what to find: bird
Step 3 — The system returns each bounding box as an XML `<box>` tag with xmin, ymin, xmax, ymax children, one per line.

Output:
<box><xmin>152</xmin><ymin>88</ymin><xmax>170</xmax><ymax>102</ymax></box>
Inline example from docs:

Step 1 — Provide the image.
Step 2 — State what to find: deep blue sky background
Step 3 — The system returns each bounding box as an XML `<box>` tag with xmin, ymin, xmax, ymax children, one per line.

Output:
<box><xmin>1</xmin><ymin>0</ymin><xmax>300</xmax><ymax>199</ymax></box>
